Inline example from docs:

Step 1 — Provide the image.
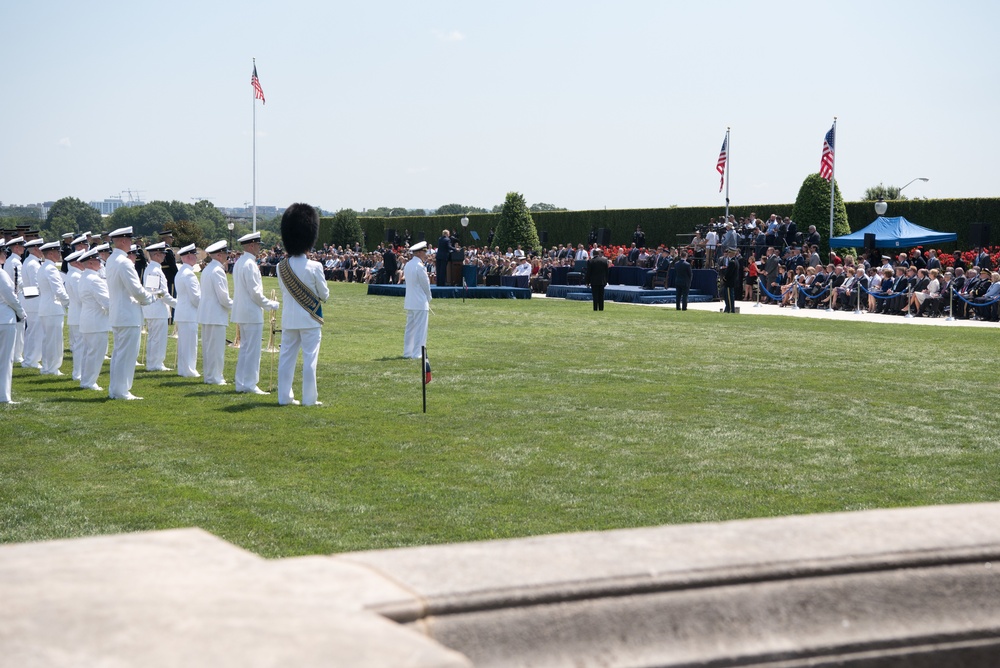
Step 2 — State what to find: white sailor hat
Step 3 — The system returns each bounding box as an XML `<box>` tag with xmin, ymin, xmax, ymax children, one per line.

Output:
<box><xmin>40</xmin><ymin>241</ymin><xmax>61</xmax><ymax>252</ymax></box>
<box><xmin>80</xmin><ymin>248</ymin><xmax>101</xmax><ymax>262</ymax></box>
<box><xmin>7</xmin><ymin>236</ymin><xmax>25</xmax><ymax>246</ymax></box>
<box><xmin>93</xmin><ymin>243</ymin><xmax>111</xmax><ymax>254</ymax></box>
<box><xmin>65</xmin><ymin>250</ymin><xmax>84</xmax><ymax>262</ymax></box>
<box><xmin>145</xmin><ymin>242</ymin><xmax>167</xmax><ymax>252</ymax></box>
<box><xmin>205</xmin><ymin>240</ymin><xmax>227</xmax><ymax>254</ymax></box>
<box><xmin>128</xmin><ymin>244</ymin><xmax>139</xmax><ymax>253</ymax></box>
<box><xmin>409</xmin><ymin>241</ymin><xmax>428</xmax><ymax>252</ymax></box>
<box><xmin>72</xmin><ymin>235</ymin><xmax>88</xmax><ymax>246</ymax></box>
<box><xmin>109</xmin><ymin>226</ymin><xmax>133</xmax><ymax>238</ymax></box>
<box><xmin>25</xmin><ymin>238</ymin><xmax>45</xmax><ymax>248</ymax></box>
<box><xmin>178</xmin><ymin>243</ymin><xmax>197</xmax><ymax>256</ymax></box>
<box><xmin>238</xmin><ymin>231</ymin><xmax>261</xmax><ymax>244</ymax></box>
<box><xmin>61</xmin><ymin>232</ymin><xmax>75</xmax><ymax>239</ymax></box>
<box><xmin>83</xmin><ymin>231</ymin><xmax>93</xmax><ymax>237</ymax></box>
<box><xmin>0</xmin><ymin>238</ymin><xmax>5</xmax><ymax>247</ymax></box>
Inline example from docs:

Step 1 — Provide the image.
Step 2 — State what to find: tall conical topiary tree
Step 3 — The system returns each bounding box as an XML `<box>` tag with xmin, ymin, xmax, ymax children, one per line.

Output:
<box><xmin>791</xmin><ymin>174</ymin><xmax>850</xmax><ymax>252</ymax></box>
<box><xmin>493</xmin><ymin>191</ymin><xmax>540</xmax><ymax>252</ymax></box>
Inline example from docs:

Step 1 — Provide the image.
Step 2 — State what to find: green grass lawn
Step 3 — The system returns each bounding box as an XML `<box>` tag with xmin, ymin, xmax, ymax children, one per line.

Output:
<box><xmin>2</xmin><ymin>280</ymin><xmax>998</xmax><ymax>558</ymax></box>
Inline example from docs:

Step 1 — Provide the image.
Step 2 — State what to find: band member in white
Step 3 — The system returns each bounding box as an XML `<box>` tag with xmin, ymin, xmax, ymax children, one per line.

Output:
<box><xmin>277</xmin><ymin>203</ymin><xmax>328</xmax><ymax>406</ymax></box>
<box><xmin>64</xmin><ymin>250</ymin><xmax>86</xmax><ymax>381</ymax></box>
<box><xmin>174</xmin><ymin>244</ymin><xmax>201</xmax><ymax>378</ymax></box>
<box><xmin>106</xmin><ymin>227</ymin><xmax>157</xmax><ymax>400</ymax></box>
<box><xmin>403</xmin><ymin>241</ymin><xmax>433</xmax><ymax>358</ymax></box>
<box><xmin>232</xmin><ymin>232</ymin><xmax>279</xmax><ymax>394</ymax></box>
<box><xmin>77</xmin><ymin>248</ymin><xmax>111</xmax><ymax>391</ymax></box>
<box><xmin>141</xmin><ymin>242</ymin><xmax>178</xmax><ymax>372</ymax></box>
<box><xmin>197</xmin><ymin>240</ymin><xmax>232</xmax><ymax>385</ymax></box>
<box><xmin>3</xmin><ymin>237</ymin><xmax>25</xmax><ymax>364</ymax></box>
<box><xmin>37</xmin><ymin>241</ymin><xmax>71</xmax><ymax>376</ymax></box>
<box><xmin>20</xmin><ymin>238</ymin><xmax>44</xmax><ymax>369</ymax></box>
<box><xmin>0</xmin><ymin>243</ymin><xmax>26</xmax><ymax>403</ymax></box>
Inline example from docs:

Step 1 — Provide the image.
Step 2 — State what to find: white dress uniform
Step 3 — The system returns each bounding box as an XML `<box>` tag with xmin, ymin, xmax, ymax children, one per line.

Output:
<box><xmin>232</xmin><ymin>251</ymin><xmax>279</xmax><ymax>393</ymax></box>
<box><xmin>65</xmin><ymin>265</ymin><xmax>84</xmax><ymax>381</ymax></box>
<box><xmin>20</xmin><ymin>252</ymin><xmax>42</xmax><ymax>368</ymax></box>
<box><xmin>173</xmin><ymin>261</ymin><xmax>201</xmax><ymax>378</ymax></box>
<box><xmin>197</xmin><ymin>258</ymin><xmax>232</xmax><ymax>385</ymax></box>
<box><xmin>277</xmin><ymin>254</ymin><xmax>329</xmax><ymax>406</ymax></box>
<box><xmin>0</xmin><ymin>267</ymin><xmax>26</xmax><ymax>402</ymax></box>
<box><xmin>106</xmin><ymin>246</ymin><xmax>156</xmax><ymax>399</ymax></box>
<box><xmin>141</xmin><ymin>260</ymin><xmax>177</xmax><ymax>371</ymax></box>
<box><xmin>403</xmin><ymin>254</ymin><xmax>433</xmax><ymax>359</ymax></box>
<box><xmin>78</xmin><ymin>267</ymin><xmax>110</xmax><ymax>390</ymax></box>
<box><xmin>3</xmin><ymin>250</ymin><xmax>24</xmax><ymax>363</ymax></box>
<box><xmin>37</xmin><ymin>258</ymin><xmax>70</xmax><ymax>375</ymax></box>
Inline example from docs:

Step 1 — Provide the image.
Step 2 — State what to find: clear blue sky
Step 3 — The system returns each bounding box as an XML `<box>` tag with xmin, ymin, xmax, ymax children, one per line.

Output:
<box><xmin>2</xmin><ymin>0</ymin><xmax>997</xmax><ymax>215</ymax></box>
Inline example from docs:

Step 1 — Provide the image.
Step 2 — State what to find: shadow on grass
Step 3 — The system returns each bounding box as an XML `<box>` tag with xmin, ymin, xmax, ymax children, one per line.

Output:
<box><xmin>374</xmin><ymin>356</ymin><xmax>408</xmax><ymax>362</ymax></box>
<box><xmin>157</xmin><ymin>380</ymin><xmax>205</xmax><ymax>388</ymax></box>
<box><xmin>220</xmin><ymin>402</ymin><xmax>279</xmax><ymax>413</ymax></box>
<box><xmin>46</xmin><ymin>396</ymin><xmax>111</xmax><ymax>403</ymax></box>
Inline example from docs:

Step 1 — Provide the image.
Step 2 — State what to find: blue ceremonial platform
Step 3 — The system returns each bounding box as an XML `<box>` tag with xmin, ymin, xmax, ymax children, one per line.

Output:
<box><xmin>545</xmin><ymin>284</ymin><xmax>715</xmax><ymax>305</ymax></box>
<box><xmin>367</xmin><ymin>284</ymin><xmax>532</xmax><ymax>300</ymax></box>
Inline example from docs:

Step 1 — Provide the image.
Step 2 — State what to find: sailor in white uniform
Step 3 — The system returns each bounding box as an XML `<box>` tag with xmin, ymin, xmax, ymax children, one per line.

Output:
<box><xmin>232</xmin><ymin>232</ymin><xmax>279</xmax><ymax>394</ymax></box>
<box><xmin>197</xmin><ymin>240</ymin><xmax>232</xmax><ymax>385</ymax></box>
<box><xmin>403</xmin><ymin>241</ymin><xmax>433</xmax><ymax>359</ymax></box>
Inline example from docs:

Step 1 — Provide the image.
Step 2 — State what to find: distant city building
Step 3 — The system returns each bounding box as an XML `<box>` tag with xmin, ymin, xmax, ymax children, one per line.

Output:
<box><xmin>89</xmin><ymin>197</ymin><xmax>128</xmax><ymax>216</ymax></box>
<box><xmin>0</xmin><ymin>203</ymin><xmax>45</xmax><ymax>220</ymax></box>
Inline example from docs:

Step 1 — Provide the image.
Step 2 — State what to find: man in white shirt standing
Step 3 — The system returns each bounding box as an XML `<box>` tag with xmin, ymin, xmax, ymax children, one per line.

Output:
<box><xmin>3</xmin><ymin>237</ymin><xmax>25</xmax><ymax>365</ymax></box>
<box><xmin>141</xmin><ymin>242</ymin><xmax>178</xmax><ymax>372</ymax></box>
<box><xmin>403</xmin><ymin>242</ymin><xmax>432</xmax><ymax>359</ymax></box>
<box><xmin>37</xmin><ymin>241</ymin><xmax>71</xmax><ymax>376</ymax></box>
<box><xmin>20</xmin><ymin>238</ymin><xmax>44</xmax><ymax>369</ymax></box>
<box><xmin>197</xmin><ymin>240</ymin><xmax>233</xmax><ymax>386</ymax></box>
<box><xmin>277</xmin><ymin>203</ymin><xmax>329</xmax><ymax>406</ymax></box>
<box><xmin>173</xmin><ymin>244</ymin><xmax>201</xmax><ymax>378</ymax></box>
<box><xmin>232</xmin><ymin>232</ymin><xmax>279</xmax><ymax>394</ymax></box>
<box><xmin>106</xmin><ymin>227</ymin><xmax>158</xmax><ymax>400</ymax></box>
<box><xmin>77</xmin><ymin>248</ymin><xmax>111</xmax><ymax>391</ymax></box>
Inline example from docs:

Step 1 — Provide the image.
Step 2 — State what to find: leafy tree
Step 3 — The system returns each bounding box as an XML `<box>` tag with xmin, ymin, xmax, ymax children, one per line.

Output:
<box><xmin>134</xmin><ymin>202</ymin><xmax>174</xmax><ymax>238</ymax></box>
<box><xmin>329</xmin><ymin>208</ymin><xmax>364</xmax><ymax>248</ymax></box>
<box><xmin>434</xmin><ymin>203</ymin><xmax>488</xmax><ymax>216</ymax></box>
<box><xmin>44</xmin><ymin>197</ymin><xmax>102</xmax><ymax>234</ymax></box>
<box><xmin>493</xmin><ymin>191</ymin><xmax>540</xmax><ymax>252</ymax></box>
<box><xmin>168</xmin><ymin>218</ymin><xmax>206</xmax><ymax>249</ymax></box>
<box><xmin>529</xmin><ymin>202</ymin><xmax>566</xmax><ymax>212</ymax></box>
<box><xmin>791</xmin><ymin>174</ymin><xmax>850</xmax><ymax>250</ymax></box>
<box><xmin>863</xmin><ymin>183</ymin><xmax>905</xmax><ymax>201</ymax></box>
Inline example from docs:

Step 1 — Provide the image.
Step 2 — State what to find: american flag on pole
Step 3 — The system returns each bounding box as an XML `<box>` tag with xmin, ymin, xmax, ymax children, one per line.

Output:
<box><xmin>820</xmin><ymin>125</ymin><xmax>835</xmax><ymax>180</ymax></box>
<box><xmin>251</xmin><ymin>64</ymin><xmax>266</xmax><ymax>105</ymax></box>
<box><xmin>716</xmin><ymin>135</ymin><xmax>728</xmax><ymax>192</ymax></box>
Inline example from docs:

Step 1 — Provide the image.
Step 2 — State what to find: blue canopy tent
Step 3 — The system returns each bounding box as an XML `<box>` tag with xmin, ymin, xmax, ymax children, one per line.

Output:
<box><xmin>829</xmin><ymin>216</ymin><xmax>957</xmax><ymax>249</ymax></box>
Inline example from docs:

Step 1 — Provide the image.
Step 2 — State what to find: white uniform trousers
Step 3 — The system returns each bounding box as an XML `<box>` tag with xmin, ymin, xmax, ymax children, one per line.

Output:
<box><xmin>12</xmin><ymin>319</ymin><xmax>23</xmax><ymax>364</ymax></box>
<box><xmin>403</xmin><ymin>309</ymin><xmax>429</xmax><ymax>359</ymax></box>
<box><xmin>201</xmin><ymin>324</ymin><xmax>227</xmax><ymax>384</ymax></box>
<box><xmin>176</xmin><ymin>322</ymin><xmax>199</xmax><ymax>377</ymax></box>
<box><xmin>234</xmin><ymin>322</ymin><xmax>263</xmax><ymax>392</ymax></box>
<box><xmin>22</xmin><ymin>312</ymin><xmax>41</xmax><ymax>367</ymax></box>
<box><xmin>277</xmin><ymin>328</ymin><xmax>321</xmax><ymax>406</ymax></box>
<box><xmin>69</xmin><ymin>325</ymin><xmax>82</xmax><ymax>380</ymax></box>
<box><xmin>80</xmin><ymin>332</ymin><xmax>109</xmax><ymax>389</ymax></box>
<box><xmin>39</xmin><ymin>314</ymin><xmax>64</xmax><ymax>375</ymax></box>
<box><xmin>109</xmin><ymin>326</ymin><xmax>141</xmax><ymax>399</ymax></box>
<box><xmin>0</xmin><ymin>324</ymin><xmax>15</xmax><ymax>402</ymax></box>
<box><xmin>144</xmin><ymin>318</ymin><xmax>169</xmax><ymax>371</ymax></box>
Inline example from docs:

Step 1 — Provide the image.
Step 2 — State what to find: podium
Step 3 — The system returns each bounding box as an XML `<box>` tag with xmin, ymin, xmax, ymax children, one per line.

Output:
<box><xmin>447</xmin><ymin>250</ymin><xmax>464</xmax><ymax>286</ymax></box>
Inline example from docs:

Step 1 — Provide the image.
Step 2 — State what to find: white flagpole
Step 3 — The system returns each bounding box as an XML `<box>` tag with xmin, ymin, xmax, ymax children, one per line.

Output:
<box><xmin>724</xmin><ymin>127</ymin><xmax>731</xmax><ymax>223</ymax></box>
<box><xmin>252</xmin><ymin>58</ymin><xmax>257</xmax><ymax>234</ymax></box>
<box><xmin>828</xmin><ymin>117</ymin><xmax>837</xmax><ymax>240</ymax></box>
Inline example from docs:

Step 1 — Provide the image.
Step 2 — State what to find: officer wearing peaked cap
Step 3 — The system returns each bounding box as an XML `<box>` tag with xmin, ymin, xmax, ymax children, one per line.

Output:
<box><xmin>106</xmin><ymin>226</ymin><xmax>158</xmax><ymax>400</ymax></box>
<box><xmin>197</xmin><ymin>240</ymin><xmax>232</xmax><ymax>385</ymax></box>
<box><xmin>173</xmin><ymin>243</ymin><xmax>202</xmax><ymax>378</ymax></box>
<box><xmin>233</xmin><ymin>231</ymin><xmax>279</xmax><ymax>395</ymax></box>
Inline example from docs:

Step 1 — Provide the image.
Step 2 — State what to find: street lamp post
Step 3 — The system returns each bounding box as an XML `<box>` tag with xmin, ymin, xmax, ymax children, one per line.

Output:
<box><xmin>897</xmin><ymin>177</ymin><xmax>929</xmax><ymax>196</ymax></box>
<box><xmin>874</xmin><ymin>178</ymin><xmax>928</xmax><ymax>216</ymax></box>
<box><xmin>460</xmin><ymin>215</ymin><xmax>469</xmax><ymax>244</ymax></box>
<box><xmin>227</xmin><ymin>221</ymin><xmax>235</xmax><ymax>248</ymax></box>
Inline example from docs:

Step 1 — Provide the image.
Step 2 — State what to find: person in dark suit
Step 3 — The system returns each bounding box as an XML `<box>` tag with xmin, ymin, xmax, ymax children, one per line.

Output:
<box><xmin>382</xmin><ymin>246</ymin><xmax>398</xmax><ymax>284</ymax></box>
<box><xmin>585</xmin><ymin>248</ymin><xmax>610</xmax><ymax>311</ymax></box>
<box><xmin>436</xmin><ymin>229</ymin><xmax>454</xmax><ymax>286</ymax></box>
<box><xmin>673</xmin><ymin>250</ymin><xmax>692</xmax><ymax>311</ymax></box>
<box><xmin>633</xmin><ymin>226</ymin><xmax>646</xmax><ymax>248</ymax></box>
<box><xmin>721</xmin><ymin>248</ymin><xmax>740</xmax><ymax>313</ymax></box>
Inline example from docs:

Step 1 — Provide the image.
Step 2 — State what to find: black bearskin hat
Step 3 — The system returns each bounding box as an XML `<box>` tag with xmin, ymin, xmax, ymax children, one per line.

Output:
<box><xmin>280</xmin><ymin>203</ymin><xmax>319</xmax><ymax>255</ymax></box>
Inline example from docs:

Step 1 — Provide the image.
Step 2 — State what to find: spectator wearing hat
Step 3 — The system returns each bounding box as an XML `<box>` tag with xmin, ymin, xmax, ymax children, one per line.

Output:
<box><xmin>403</xmin><ymin>241</ymin><xmax>433</xmax><ymax>359</ymax></box>
<box><xmin>141</xmin><ymin>243</ymin><xmax>177</xmax><ymax>372</ymax></box>
<box><xmin>277</xmin><ymin>203</ymin><xmax>328</xmax><ymax>406</ymax></box>
<box><xmin>77</xmin><ymin>249</ymin><xmax>110</xmax><ymax>391</ymax></box>
<box><xmin>232</xmin><ymin>232</ymin><xmax>279</xmax><ymax>394</ymax></box>
<box><xmin>106</xmin><ymin>227</ymin><xmax>158</xmax><ymax>400</ymax></box>
<box><xmin>197</xmin><ymin>240</ymin><xmax>233</xmax><ymax>386</ymax></box>
<box><xmin>0</xmin><ymin>242</ymin><xmax>26</xmax><ymax>403</ymax></box>
<box><xmin>20</xmin><ymin>239</ymin><xmax>45</xmax><ymax>369</ymax></box>
<box><xmin>174</xmin><ymin>244</ymin><xmax>201</xmax><ymax>378</ymax></box>
<box><xmin>3</xmin><ymin>237</ymin><xmax>25</xmax><ymax>364</ymax></box>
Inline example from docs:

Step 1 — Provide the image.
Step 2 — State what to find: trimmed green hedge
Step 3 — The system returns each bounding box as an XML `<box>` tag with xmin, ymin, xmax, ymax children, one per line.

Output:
<box><xmin>336</xmin><ymin>198</ymin><xmax>999</xmax><ymax>253</ymax></box>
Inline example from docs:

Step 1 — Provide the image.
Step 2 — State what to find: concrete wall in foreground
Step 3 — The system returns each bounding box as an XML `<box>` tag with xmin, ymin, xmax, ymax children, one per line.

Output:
<box><xmin>3</xmin><ymin>503</ymin><xmax>1000</xmax><ymax>667</ymax></box>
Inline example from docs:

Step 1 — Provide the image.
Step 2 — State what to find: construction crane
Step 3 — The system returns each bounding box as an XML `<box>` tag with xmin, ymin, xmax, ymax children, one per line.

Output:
<box><xmin>121</xmin><ymin>189</ymin><xmax>146</xmax><ymax>206</ymax></box>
